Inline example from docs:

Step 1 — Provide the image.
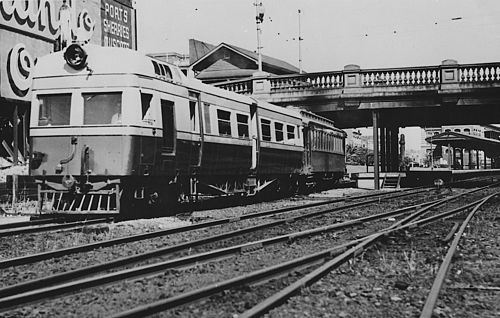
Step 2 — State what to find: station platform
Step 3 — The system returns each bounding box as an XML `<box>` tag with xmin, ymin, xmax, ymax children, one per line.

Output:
<box><xmin>352</xmin><ymin>168</ymin><xmax>500</xmax><ymax>189</ymax></box>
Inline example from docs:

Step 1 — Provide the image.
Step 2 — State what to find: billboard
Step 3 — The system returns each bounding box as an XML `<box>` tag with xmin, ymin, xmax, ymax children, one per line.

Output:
<box><xmin>101</xmin><ymin>0</ymin><xmax>135</xmax><ymax>49</ymax></box>
<box><xmin>0</xmin><ymin>0</ymin><xmax>97</xmax><ymax>101</ymax></box>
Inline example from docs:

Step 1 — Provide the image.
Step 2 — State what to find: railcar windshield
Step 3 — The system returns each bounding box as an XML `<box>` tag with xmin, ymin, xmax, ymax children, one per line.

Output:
<box><xmin>83</xmin><ymin>92</ymin><xmax>122</xmax><ymax>125</ymax></box>
<box><xmin>38</xmin><ymin>94</ymin><xmax>71</xmax><ymax>126</ymax></box>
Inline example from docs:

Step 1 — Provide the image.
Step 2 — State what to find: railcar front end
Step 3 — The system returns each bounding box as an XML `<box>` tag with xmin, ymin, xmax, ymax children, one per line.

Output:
<box><xmin>29</xmin><ymin>44</ymin><xmax>170</xmax><ymax>216</ymax></box>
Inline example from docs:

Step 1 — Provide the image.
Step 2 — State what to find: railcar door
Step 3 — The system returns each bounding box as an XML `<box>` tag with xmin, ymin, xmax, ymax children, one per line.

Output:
<box><xmin>250</xmin><ymin>103</ymin><xmax>260</xmax><ymax>171</ymax></box>
<box><xmin>188</xmin><ymin>91</ymin><xmax>204</xmax><ymax>168</ymax></box>
<box><xmin>159</xmin><ymin>98</ymin><xmax>177</xmax><ymax>174</ymax></box>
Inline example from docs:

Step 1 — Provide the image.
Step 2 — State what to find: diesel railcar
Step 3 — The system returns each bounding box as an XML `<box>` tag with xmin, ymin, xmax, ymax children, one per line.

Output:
<box><xmin>29</xmin><ymin>44</ymin><xmax>346</xmax><ymax>216</ymax></box>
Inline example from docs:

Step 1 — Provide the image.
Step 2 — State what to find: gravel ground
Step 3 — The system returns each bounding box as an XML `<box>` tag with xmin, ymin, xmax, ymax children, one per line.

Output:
<box><xmin>0</xmin><ymin>187</ymin><xmax>498</xmax><ymax>318</ymax></box>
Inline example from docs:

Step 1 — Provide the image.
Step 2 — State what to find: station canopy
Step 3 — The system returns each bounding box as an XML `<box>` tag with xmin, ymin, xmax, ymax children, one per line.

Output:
<box><xmin>426</xmin><ymin>132</ymin><xmax>500</xmax><ymax>155</ymax></box>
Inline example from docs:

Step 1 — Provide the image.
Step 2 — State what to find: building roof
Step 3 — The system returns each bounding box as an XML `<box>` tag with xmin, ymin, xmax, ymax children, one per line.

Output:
<box><xmin>189</xmin><ymin>39</ymin><xmax>300</xmax><ymax>78</ymax></box>
<box><xmin>426</xmin><ymin>131</ymin><xmax>500</xmax><ymax>155</ymax></box>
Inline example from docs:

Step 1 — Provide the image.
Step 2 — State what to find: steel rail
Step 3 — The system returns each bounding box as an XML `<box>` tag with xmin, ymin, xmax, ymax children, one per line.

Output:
<box><xmin>0</xmin><ymin>199</ymin><xmax>435</xmax><ymax>299</ymax></box>
<box><xmin>0</xmin><ymin>218</ymin><xmax>60</xmax><ymax>230</ymax></box>
<box><xmin>419</xmin><ymin>193</ymin><xmax>498</xmax><ymax>318</ymax></box>
<box><xmin>0</xmin><ymin>218</ymin><xmax>112</xmax><ymax>237</ymax></box>
<box><xmin>110</xmin><ymin>189</ymin><xmax>494</xmax><ymax>318</ymax></box>
<box><xmin>0</xmin><ymin>188</ymin><xmax>427</xmax><ymax>269</ymax></box>
<box><xmin>238</xmin><ymin>187</ymin><xmax>498</xmax><ymax>318</ymax></box>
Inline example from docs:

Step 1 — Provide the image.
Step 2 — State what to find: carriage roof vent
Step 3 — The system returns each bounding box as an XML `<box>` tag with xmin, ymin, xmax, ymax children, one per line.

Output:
<box><xmin>151</xmin><ymin>60</ymin><xmax>173</xmax><ymax>81</ymax></box>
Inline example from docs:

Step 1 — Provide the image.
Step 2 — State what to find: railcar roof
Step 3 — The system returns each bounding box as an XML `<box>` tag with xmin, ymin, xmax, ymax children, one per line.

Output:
<box><xmin>32</xmin><ymin>45</ymin><xmax>184</xmax><ymax>82</ymax></box>
<box><xmin>32</xmin><ymin>45</ymin><xmax>302</xmax><ymax>119</ymax></box>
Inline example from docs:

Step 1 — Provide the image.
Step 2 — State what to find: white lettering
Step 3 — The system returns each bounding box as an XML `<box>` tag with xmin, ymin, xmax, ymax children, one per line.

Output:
<box><xmin>0</xmin><ymin>0</ymin><xmax>95</xmax><ymax>42</ymax></box>
<box><xmin>7</xmin><ymin>43</ymin><xmax>35</xmax><ymax>97</ymax></box>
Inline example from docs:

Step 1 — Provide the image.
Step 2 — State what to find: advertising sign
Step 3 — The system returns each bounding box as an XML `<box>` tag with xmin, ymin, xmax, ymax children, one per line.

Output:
<box><xmin>0</xmin><ymin>0</ymin><xmax>96</xmax><ymax>101</ymax></box>
<box><xmin>101</xmin><ymin>0</ymin><xmax>134</xmax><ymax>49</ymax></box>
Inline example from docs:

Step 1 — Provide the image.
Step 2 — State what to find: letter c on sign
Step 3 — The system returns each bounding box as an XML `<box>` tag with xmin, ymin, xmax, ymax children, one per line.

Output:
<box><xmin>7</xmin><ymin>43</ymin><xmax>35</xmax><ymax>97</ymax></box>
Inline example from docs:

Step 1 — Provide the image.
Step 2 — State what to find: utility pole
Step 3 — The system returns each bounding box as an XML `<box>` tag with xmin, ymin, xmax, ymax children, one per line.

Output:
<box><xmin>298</xmin><ymin>9</ymin><xmax>303</xmax><ymax>74</ymax></box>
<box><xmin>254</xmin><ymin>0</ymin><xmax>265</xmax><ymax>72</ymax></box>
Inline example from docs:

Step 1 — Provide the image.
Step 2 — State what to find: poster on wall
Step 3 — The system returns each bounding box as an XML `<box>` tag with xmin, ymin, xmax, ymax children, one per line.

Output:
<box><xmin>101</xmin><ymin>0</ymin><xmax>134</xmax><ymax>49</ymax></box>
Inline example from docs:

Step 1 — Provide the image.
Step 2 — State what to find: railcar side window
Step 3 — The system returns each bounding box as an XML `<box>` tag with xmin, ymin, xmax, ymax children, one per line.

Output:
<box><xmin>83</xmin><ymin>93</ymin><xmax>122</xmax><ymax>125</ymax></box>
<box><xmin>237</xmin><ymin>114</ymin><xmax>249</xmax><ymax>138</ymax></box>
<box><xmin>38</xmin><ymin>94</ymin><xmax>71</xmax><ymax>126</ymax></box>
<box><xmin>261</xmin><ymin>119</ymin><xmax>271</xmax><ymax>141</ymax></box>
<box><xmin>275</xmin><ymin>122</ymin><xmax>284</xmax><ymax>142</ymax></box>
<box><xmin>141</xmin><ymin>93</ymin><xmax>153</xmax><ymax>120</ymax></box>
<box><xmin>203</xmin><ymin>103</ymin><xmax>211</xmax><ymax>134</ymax></box>
<box><xmin>189</xmin><ymin>101</ymin><xmax>197</xmax><ymax>131</ymax></box>
<box><xmin>286</xmin><ymin>125</ymin><xmax>295</xmax><ymax>140</ymax></box>
<box><xmin>217</xmin><ymin>109</ymin><xmax>231</xmax><ymax>136</ymax></box>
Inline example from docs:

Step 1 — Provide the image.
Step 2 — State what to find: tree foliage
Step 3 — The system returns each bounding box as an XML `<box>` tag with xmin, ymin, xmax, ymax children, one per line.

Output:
<box><xmin>346</xmin><ymin>144</ymin><xmax>372</xmax><ymax>165</ymax></box>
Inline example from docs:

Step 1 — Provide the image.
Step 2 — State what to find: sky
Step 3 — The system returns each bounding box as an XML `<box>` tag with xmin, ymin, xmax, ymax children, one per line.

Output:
<box><xmin>134</xmin><ymin>0</ymin><xmax>500</xmax><ymax>150</ymax></box>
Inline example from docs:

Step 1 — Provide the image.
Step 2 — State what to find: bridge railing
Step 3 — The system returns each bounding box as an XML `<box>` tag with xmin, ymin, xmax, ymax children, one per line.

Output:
<box><xmin>213</xmin><ymin>61</ymin><xmax>500</xmax><ymax>95</ymax></box>
<box><xmin>214</xmin><ymin>78</ymin><xmax>253</xmax><ymax>95</ymax></box>
<box><xmin>458</xmin><ymin>63</ymin><xmax>500</xmax><ymax>82</ymax></box>
<box><xmin>269</xmin><ymin>71</ymin><xmax>344</xmax><ymax>90</ymax></box>
<box><xmin>360</xmin><ymin>66</ymin><xmax>441</xmax><ymax>86</ymax></box>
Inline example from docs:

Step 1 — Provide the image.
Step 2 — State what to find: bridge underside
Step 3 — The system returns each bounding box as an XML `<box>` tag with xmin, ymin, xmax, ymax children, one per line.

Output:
<box><xmin>275</xmin><ymin>93</ymin><xmax>500</xmax><ymax>129</ymax></box>
<box><xmin>268</xmin><ymin>92</ymin><xmax>500</xmax><ymax>185</ymax></box>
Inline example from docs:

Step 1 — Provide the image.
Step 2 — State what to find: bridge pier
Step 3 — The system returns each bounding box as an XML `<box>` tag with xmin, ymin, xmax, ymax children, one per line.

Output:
<box><xmin>372</xmin><ymin>111</ymin><xmax>380</xmax><ymax>190</ymax></box>
<box><xmin>373</xmin><ymin>111</ymin><xmax>403</xmax><ymax>189</ymax></box>
<box><xmin>379</xmin><ymin>126</ymin><xmax>399</xmax><ymax>172</ymax></box>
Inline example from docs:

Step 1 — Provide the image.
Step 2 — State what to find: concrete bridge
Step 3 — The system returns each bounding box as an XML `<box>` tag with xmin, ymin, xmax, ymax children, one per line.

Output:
<box><xmin>214</xmin><ymin>60</ymin><xmax>500</xmax><ymax>188</ymax></box>
<box><xmin>215</xmin><ymin>60</ymin><xmax>500</xmax><ymax>129</ymax></box>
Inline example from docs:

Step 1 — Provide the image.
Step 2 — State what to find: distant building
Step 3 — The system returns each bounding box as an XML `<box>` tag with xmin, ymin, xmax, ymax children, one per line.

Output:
<box><xmin>360</xmin><ymin>135</ymin><xmax>373</xmax><ymax>151</ymax></box>
<box><xmin>345</xmin><ymin>129</ymin><xmax>364</xmax><ymax>148</ymax></box>
<box><xmin>151</xmin><ymin>39</ymin><xmax>300</xmax><ymax>83</ymax></box>
<box><xmin>420</xmin><ymin>125</ymin><xmax>496</xmax><ymax>167</ymax></box>
<box><xmin>188</xmin><ymin>39</ymin><xmax>300</xmax><ymax>84</ymax></box>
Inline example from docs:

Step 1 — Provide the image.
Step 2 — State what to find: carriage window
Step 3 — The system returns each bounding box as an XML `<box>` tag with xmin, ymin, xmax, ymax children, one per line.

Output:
<box><xmin>141</xmin><ymin>93</ymin><xmax>152</xmax><ymax>120</ymax></box>
<box><xmin>83</xmin><ymin>93</ymin><xmax>122</xmax><ymax>125</ymax></box>
<box><xmin>286</xmin><ymin>125</ymin><xmax>295</xmax><ymax>140</ymax></box>
<box><xmin>217</xmin><ymin>109</ymin><xmax>231</xmax><ymax>136</ymax></box>
<box><xmin>38</xmin><ymin>94</ymin><xmax>71</xmax><ymax>126</ymax></box>
<box><xmin>261</xmin><ymin>119</ymin><xmax>271</xmax><ymax>141</ymax></box>
<box><xmin>204</xmin><ymin>103</ymin><xmax>211</xmax><ymax>134</ymax></box>
<box><xmin>237</xmin><ymin>114</ymin><xmax>249</xmax><ymax>138</ymax></box>
<box><xmin>189</xmin><ymin>101</ymin><xmax>197</xmax><ymax>131</ymax></box>
<box><xmin>275</xmin><ymin>122</ymin><xmax>284</xmax><ymax>142</ymax></box>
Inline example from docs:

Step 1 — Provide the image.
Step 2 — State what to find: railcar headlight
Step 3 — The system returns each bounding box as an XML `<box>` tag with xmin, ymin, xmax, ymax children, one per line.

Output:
<box><xmin>62</xmin><ymin>175</ymin><xmax>76</xmax><ymax>189</ymax></box>
<box><xmin>64</xmin><ymin>44</ymin><xmax>88</xmax><ymax>70</ymax></box>
<box><xmin>30</xmin><ymin>151</ymin><xmax>45</xmax><ymax>169</ymax></box>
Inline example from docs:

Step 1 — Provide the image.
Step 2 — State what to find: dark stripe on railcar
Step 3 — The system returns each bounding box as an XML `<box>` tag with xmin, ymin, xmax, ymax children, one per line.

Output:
<box><xmin>158</xmin><ymin>139</ymin><xmax>252</xmax><ymax>177</ymax></box>
<box><xmin>201</xmin><ymin>141</ymin><xmax>252</xmax><ymax>176</ymax></box>
<box><xmin>310</xmin><ymin>151</ymin><xmax>345</xmax><ymax>173</ymax></box>
<box><xmin>259</xmin><ymin>147</ymin><xmax>303</xmax><ymax>175</ymax></box>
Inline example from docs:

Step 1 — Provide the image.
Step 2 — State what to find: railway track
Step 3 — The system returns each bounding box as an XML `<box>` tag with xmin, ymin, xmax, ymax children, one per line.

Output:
<box><xmin>106</xmin><ymin>186</ymin><xmax>499</xmax><ymax>318</ymax></box>
<box><xmin>0</xmin><ymin>217</ymin><xmax>113</xmax><ymax>238</ymax></box>
<box><xmin>0</xmin><ymin>183</ymin><xmax>497</xmax><ymax>317</ymax></box>
<box><xmin>0</xmin><ymin>187</ymin><xmax>427</xmax><ymax>269</ymax></box>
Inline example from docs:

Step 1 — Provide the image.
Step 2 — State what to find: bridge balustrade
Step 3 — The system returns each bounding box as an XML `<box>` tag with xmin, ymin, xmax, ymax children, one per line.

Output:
<box><xmin>215</xmin><ymin>79</ymin><xmax>253</xmax><ymax>95</ymax></box>
<box><xmin>459</xmin><ymin>64</ymin><xmax>500</xmax><ymax>82</ymax></box>
<box><xmin>213</xmin><ymin>62</ymin><xmax>500</xmax><ymax>96</ymax></box>
<box><xmin>269</xmin><ymin>72</ymin><xmax>344</xmax><ymax>91</ymax></box>
<box><xmin>361</xmin><ymin>67</ymin><xmax>440</xmax><ymax>86</ymax></box>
